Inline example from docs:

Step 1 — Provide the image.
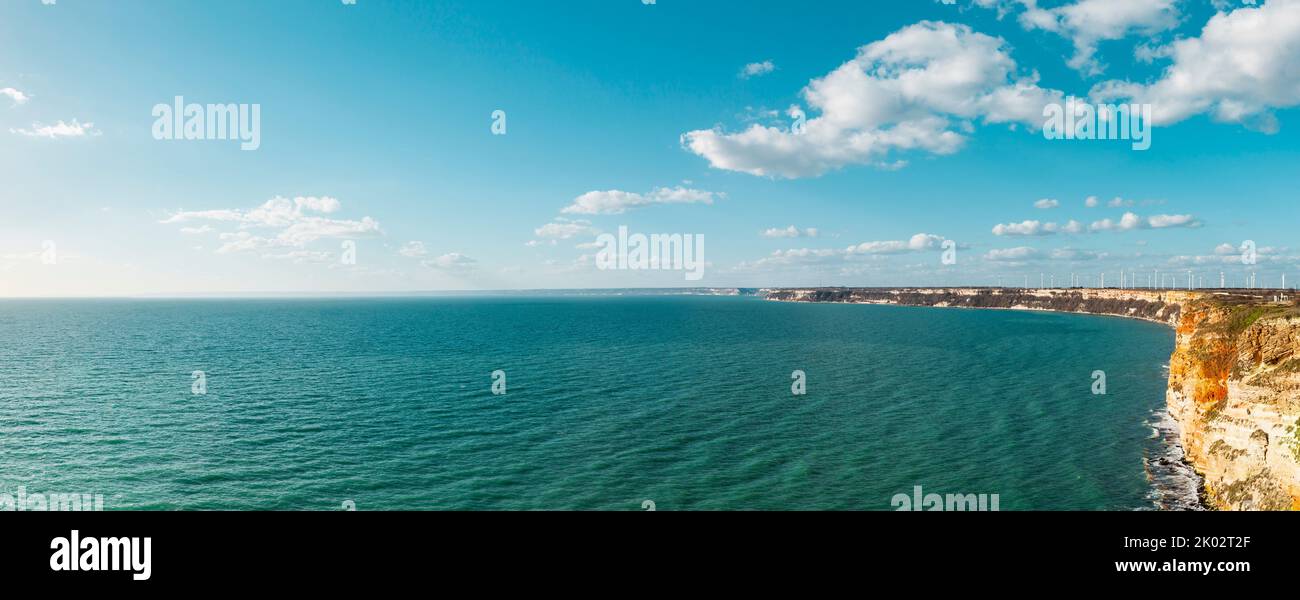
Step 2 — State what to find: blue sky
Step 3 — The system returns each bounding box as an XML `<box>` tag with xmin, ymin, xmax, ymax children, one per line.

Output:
<box><xmin>1</xmin><ymin>0</ymin><xmax>1298</xmax><ymax>295</ymax></box>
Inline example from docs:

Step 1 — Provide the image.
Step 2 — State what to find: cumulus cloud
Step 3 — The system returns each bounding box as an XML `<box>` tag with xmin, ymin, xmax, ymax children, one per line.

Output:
<box><xmin>533</xmin><ymin>218</ymin><xmax>597</xmax><ymax>240</ymax></box>
<box><xmin>560</xmin><ymin>186</ymin><xmax>717</xmax><ymax>215</ymax></box>
<box><xmin>398</xmin><ymin>241</ymin><xmax>429</xmax><ymax>257</ymax></box>
<box><xmin>947</xmin><ymin>0</ymin><xmax>1180</xmax><ymax>73</ymax></box>
<box><xmin>1145</xmin><ymin>213</ymin><xmax>1199</xmax><ymax>228</ymax></box>
<box><xmin>1050</xmin><ymin>247</ymin><xmax>1107</xmax><ymax>261</ymax></box>
<box><xmin>397</xmin><ymin>243</ymin><xmax>475</xmax><ymax>271</ymax></box>
<box><xmin>1169</xmin><ymin>242</ymin><xmax>1295</xmax><ymax>267</ymax></box>
<box><xmin>681</xmin><ymin>21</ymin><xmax>1064</xmax><ymax>178</ymax></box>
<box><xmin>262</xmin><ymin>250</ymin><xmax>333</xmax><ymax>263</ymax></box>
<box><xmin>755</xmin><ymin>248</ymin><xmax>841</xmax><ymax>265</ymax></box>
<box><xmin>423</xmin><ymin>252</ymin><xmax>476</xmax><ymax>271</ymax></box>
<box><xmin>1</xmin><ymin>87</ymin><xmax>30</xmax><ymax>106</ymax></box>
<box><xmin>993</xmin><ymin>211</ymin><xmax>1200</xmax><ymax>236</ymax></box>
<box><xmin>740</xmin><ymin>233</ymin><xmax>947</xmax><ymax>268</ymax></box>
<box><xmin>985</xmin><ymin>246</ymin><xmax>1040</xmax><ymax>261</ymax></box>
<box><xmin>10</xmin><ymin>119</ymin><xmax>101</xmax><ymax>139</ymax></box>
<box><xmin>1089</xmin><ymin>211</ymin><xmax>1200</xmax><ymax>231</ymax></box>
<box><xmin>740</xmin><ymin>60</ymin><xmax>776</xmax><ymax>78</ymax></box>
<box><xmin>1089</xmin><ymin>212</ymin><xmax>1144</xmax><ymax>231</ymax></box>
<box><xmin>1091</xmin><ymin>0</ymin><xmax>1300</xmax><ymax>132</ymax></box>
<box><xmin>1033</xmin><ymin>198</ymin><xmax>1059</xmax><ymax>209</ymax></box>
<box><xmin>1021</xmin><ymin>0</ymin><xmax>1179</xmax><ymax>74</ymax></box>
<box><xmin>983</xmin><ymin>245</ymin><xmax>1106</xmax><ymax>262</ymax></box>
<box><xmin>161</xmin><ymin>196</ymin><xmax>380</xmax><ymax>254</ymax></box>
<box><xmin>762</xmin><ymin>225</ymin><xmax>820</xmax><ymax>238</ymax></box>
<box><xmin>846</xmin><ymin>233</ymin><xmax>946</xmax><ymax>255</ymax></box>
<box><xmin>992</xmin><ymin>219</ymin><xmax>1084</xmax><ymax>236</ymax></box>
<box><xmin>1214</xmin><ymin>243</ymin><xmax>1240</xmax><ymax>255</ymax></box>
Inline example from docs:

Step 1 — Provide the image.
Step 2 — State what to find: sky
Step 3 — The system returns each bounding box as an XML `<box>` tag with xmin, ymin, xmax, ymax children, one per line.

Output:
<box><xmin>1</xmin><ymin>0</ymin><xmax>1298</xmax><ymax>296</ymax></box>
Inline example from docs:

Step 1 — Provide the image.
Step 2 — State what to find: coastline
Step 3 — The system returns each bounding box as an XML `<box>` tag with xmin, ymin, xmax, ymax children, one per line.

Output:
<box><xmin>761</xmin><ymin>287</ymin><xmax>1300</xmax><ymax>511</ymax></box>
<box><xmin>769</xmin><ymin>297</ymin><xmax>1180</xmax><ymax>329</ymax></box>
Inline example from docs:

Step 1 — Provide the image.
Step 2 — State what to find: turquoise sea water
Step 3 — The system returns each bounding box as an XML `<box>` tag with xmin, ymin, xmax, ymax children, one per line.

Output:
<box><xmin>0</xmin><ymin>296</ymin><xmax>1178</xmax><ymax>510</ymax></box>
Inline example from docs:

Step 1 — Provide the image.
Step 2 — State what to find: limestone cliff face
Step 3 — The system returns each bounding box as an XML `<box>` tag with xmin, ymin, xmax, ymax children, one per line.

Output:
<box><xmin>763</xmin><ymin>287</ymin><xmax>1300</xmax><ymax>510</ymax></box>
<box><xmin>1167</xmin><ymin>300</ymin><xmax>1300</xmax><ymax>510</ymax></box>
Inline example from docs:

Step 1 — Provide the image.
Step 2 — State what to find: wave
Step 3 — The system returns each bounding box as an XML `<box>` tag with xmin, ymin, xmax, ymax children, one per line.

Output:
<box><xmin>1141</xmin><ymin>408</ymin><xmax>1207</xmax><ymax>511</ymax></box>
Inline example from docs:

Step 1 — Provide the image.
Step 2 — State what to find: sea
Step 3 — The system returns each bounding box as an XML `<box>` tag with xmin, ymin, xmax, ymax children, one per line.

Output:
<box><xmin>0</xmin><ymin>295</ymin><xmax>1198</xmax><ymax>510</ymax></box>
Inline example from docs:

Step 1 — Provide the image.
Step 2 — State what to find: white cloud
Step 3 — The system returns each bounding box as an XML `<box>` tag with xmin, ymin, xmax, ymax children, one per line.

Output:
<box><xmin>1033</xmin><ymin>198</ymin><xmax>1059</xmax><ymax>209</ymax></box>
<box><xmin>1084</xmin><ymin>195</ymin><xmax>1100</xmax><ymax>207</ymax></box>
<box><xmin>950</xmin><ymin>0</ymin><xmax>1180</xmax><ymax>73</ymax></box>
<box><xmin>422</xmin><ymin>252</ymin><xmax>476</xmax><ymax>271</ymax></box>
<box><xmin>846</xmin><ymin>233</ymin><xmax>945</xmax><ymax>255</ymax></box>
<box><xmin>1049</xmin><ymin>247</ymin><xmax>1106</xmax><ymax>261</ymax></box>
<box><xmin>740</xmin><ymin>60</ymin><xmax>776</xmax><ymax>78</ymax></box>
<box><xmin>398</xmin><ymin>241</ymin><xmax>429</xmax><ymax>257</ymax></box>
<box><xmin>681</xmin><ymin>21</ymin><xmax>1064</xmax><ymax>178</ymax></box>
<box><xmin>561</xmin><ymin>186</ymin><xmax>717</xmax><ymax>215</ymax></box>
<box><xmin>533</xmin><ymin>218</ymin><xmax>597</xmax><ymax>240</ymax></box>
<box><xmin>262</xmin><ymin>250</ymin><xmax>333</xmax><ymax>263</ymax></box>
<box><xmin>1146</xmin><ymin>213</ymin><xmax>1198</xmax><ymax>228</ymax></box>
<box><xmin>992</xmin><ymin>219</ymin><xmax>1084</xmax><ymax>236</ymax></box>
<box><xmin>161</xmin><ymin>196</ymin><xmax>380</xmax><ymax>254</ymax></box>
<box><xmin>1089</xmin><ymin>211</ymin><xmax>1200</xmax><ymax>231</ymax></box>
<box><xmin>1022</xmin><ymin>0</ymin><xmax>1180</xmax><ymax>74</ymax></box>
<box><xmin>215</xmin><ymin>231</ymin><xmax>264</xmax><ymax>254</ymax></box>
<box><xmin>740</xmin><ymin>233</ymin><xmax>947</xmax><ymax>269</ymax></box>
<box><xmin>1169</xmin><ymin>242</ymin><xmax>1296</xmax><ymax>267</ymax></box>
<box><xmin>278</xmin><ymin>216</ymin><xmax>379</xmax><ymax>246</ymax></box>
<box><xmin>178</xmin><ymin>225</ymin><xmax>213</xmax><ymax>235</ymax></box>
<box><xmin>163</xmin><ymin>209</ymin><xmax>244</xmax><ymax>223</ymax></box>
<box><xmin>752</xmin><ymin>248</ymin><xmax>841</xmax><ymax>266</ymax></box>
<box><xmin>983</xmin><ymin>245</ymin><xmax>1107</xmax><ymax>262</ymax></box>
<box><xmin>762</xmin><ymin>225</ymin><xmax>820</xmax><ymax>238</ymax></box>
<box><xmin>1089</xmin><ymin>212</ymin><xmax>1144</xmax><ymax>232</ymax></box>
<box><xmin>10</xmin><ymin>119</ymin><xmax>100</xmax><ymax>139</ymax></box>
<box><xmin>993</xmin><ymin>220</ymin><xmax>1048</xmax><ymax>236</ymax></box>
<box><xmin>1091</xmin><ymin>0</ymin><xmax>1300</xmax><ymax>132</ymax></box>
<box><xmin>985</xmin><ymin>246</ymin><xmax>1040</xmax><ymax>261</ymax></box>
<box><xmin>1</xmin><ymin>87</ymin><xmax>30</xmax><ymax>105</ymax></box>
<box><xmin>164</xmin><ymin>196</ymin><xmax>345</xmax><ymax>227</ymax></box>
<box><xmin>292</xmin><ymin>196</ymin><xmax>341</xmax><ymax>214</ymax></box>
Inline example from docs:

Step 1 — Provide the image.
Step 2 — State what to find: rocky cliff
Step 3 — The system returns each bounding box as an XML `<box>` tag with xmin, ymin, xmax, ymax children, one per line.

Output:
<box><xmin>1166</xmin><ymin>297</ymin><xmax>1300</xmax><ymax>509</ymax></box>
<box><xmin>763</xmin><ymin>287</ymin><xmax>1300</xmax><ymax>510</ymax></box>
